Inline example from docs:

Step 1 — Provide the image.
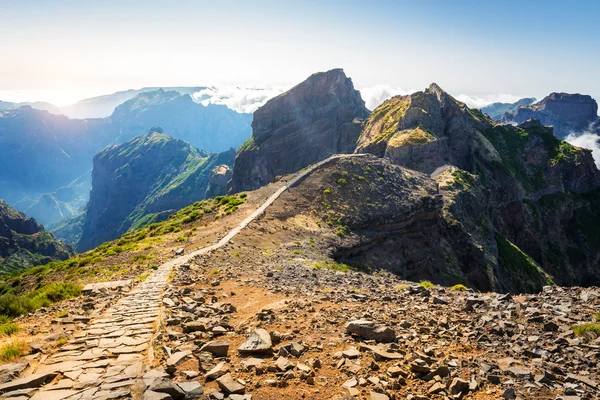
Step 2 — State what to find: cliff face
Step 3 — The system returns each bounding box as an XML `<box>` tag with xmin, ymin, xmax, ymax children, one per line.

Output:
<box><xmin>229</xmin><ymin>69</ymin><xmax>369</xmax><ymax>192</ymax></box>
<box><xmin>0</xmin><ymin>200</ymin><xmax>72</xmax><ymax>273</ymax></box>
<box><xmin>502</xmin><ymin>93</ymin><xmax>599</xmax><ymax>138</ymax></box>
<box><xmin>354</xmin><ymin>85</ymin><xmax>600</xmax><ymax>292</ymax></box>
<box><xmin>76</xmin><ymin>132</ymin><xmax>235</xmax><ymax>252</ymax></box>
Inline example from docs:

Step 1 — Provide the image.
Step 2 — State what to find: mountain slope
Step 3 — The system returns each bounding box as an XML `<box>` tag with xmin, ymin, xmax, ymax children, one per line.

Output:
<box><xmin>355</xmin><ymin>84</ymin><xmax>600</xmax><ymax>291</ymax></box>
<box><xmin>76</xmin><ymin>132</ymin><xmax>236</xmax><ymax>252</ymax></box>
<box><xmin>481</xmin><ymin>97</ymin><xmax>536</xmax><ymax>120</ymax></box>
<box><xmin>0</xmin><ymin>106</ymin><xmax>115</xmax><ymax>205</ymax></box>
<box><xmin>229</xmin><ymin>68</ymin><xmax>369</xmax><ymax>192</ymax></box>
<box><xmin>0</xmin><ymin>200</ymin><xmax>72</xmax><ymax>273</ymax></box>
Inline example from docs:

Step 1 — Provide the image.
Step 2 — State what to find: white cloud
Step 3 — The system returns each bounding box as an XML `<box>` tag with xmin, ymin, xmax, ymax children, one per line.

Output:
<box><xmin>565</xmin><ymin>131</ymin><xmax>600</xmax><ymax>168</ymax></box>
<box><xmin>359</xmin><ymin>85</ymin><xmax>413</xmax><ymax>111</ymax></box>
<box><xmin>455</xmin><ymin>93</ymin><xmax>527</xmax><ymax>109</ymax></box>
<box><xmin>192</xmin><ymin>85</ymin><xmax>288</xmax><ymax>114</ymax></box>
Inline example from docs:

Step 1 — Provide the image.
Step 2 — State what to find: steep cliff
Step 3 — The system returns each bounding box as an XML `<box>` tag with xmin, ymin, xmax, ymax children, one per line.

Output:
<box><xmin>0</xmin><ymin>200</ymin><xmax>72</xmax><ymax>273</ymax></box>
<box><xmin>354</xmin><ymin>85</ymin><xmax>600</xmax><ymax>292</ymax></box>
<box><xmin>229</xmin><ymin>69</ymin><xmax>369</xmax><ymax>192</ymax></box>
<box><xmin>502</xmin><ymin>93</ymin><xmax>599</xmax><ymax>138</ymax></box>
<box><xmin>76</xmin><ymin>132</ymin><xmax>235</xmax><ymax>252</ymax></box>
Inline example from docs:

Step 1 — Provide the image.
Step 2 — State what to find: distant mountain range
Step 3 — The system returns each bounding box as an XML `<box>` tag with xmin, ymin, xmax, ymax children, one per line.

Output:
<box><xmin>481</xmin><ymin>97</ymin><xmax>537</xmax><ymax>120</ymax></box>
<box><xmin>0</xmin><ymin>89</ymin><xmax>251</xmax><ymax>227</ymax></box>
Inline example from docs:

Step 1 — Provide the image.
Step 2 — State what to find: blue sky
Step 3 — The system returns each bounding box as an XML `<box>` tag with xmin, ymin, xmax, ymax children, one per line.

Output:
<box><xmin>0</xmin><ymin>0</ymin><xmax>599</xmax><ymax>104</ymax></box>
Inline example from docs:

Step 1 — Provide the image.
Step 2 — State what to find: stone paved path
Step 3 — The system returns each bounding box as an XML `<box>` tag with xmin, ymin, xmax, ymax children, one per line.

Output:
<box><xmin>0</xmin><ymin>154</ymin><xmax>365</xmax><ymax>400</ymax></box>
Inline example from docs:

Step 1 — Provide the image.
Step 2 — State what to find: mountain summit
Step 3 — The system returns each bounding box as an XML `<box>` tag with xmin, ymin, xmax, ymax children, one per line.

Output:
<box><xmin>229</xmin><ymin>69</ymin><xmax>369</xmax><ymax>192</ymax></box>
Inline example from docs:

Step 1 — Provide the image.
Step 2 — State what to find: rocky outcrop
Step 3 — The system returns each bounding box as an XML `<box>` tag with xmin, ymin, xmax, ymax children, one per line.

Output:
<box><xmin>76</xmin><ymin>132</ymin><xmax>236</xmax><ymax>252</ymax></box>
<box><xmin>356</xmin><ymin>83</ymin><xmax>490</xmax><ymax>174</ymax></box>
<box><xmin>502</xmin><ymin>93</ymin><xmax>599</xmax><ymax>138</ymax></box>
<box><xmin>229</xmin><ymin>69</ymin><xmax>369</xmax><ymax>192</ymax></box>
<box><xmin>0</xmin><ymin>200</ymin><xmax>72</xmax><ymax>273</ymax></box>
<box><xmin>205</xmin><ymin>165</ymin><xmax>232</xmax><ymax>199</ymax></box>
<box><xmin>355</xmin><ymin>85</ymin><xmax>600</xmax><ymax>291</ymax></box>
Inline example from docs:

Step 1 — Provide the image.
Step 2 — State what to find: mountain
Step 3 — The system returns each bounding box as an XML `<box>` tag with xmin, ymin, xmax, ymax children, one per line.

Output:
<box><xmin>0</xmin><ymin>106</ymin><xmax>115</xmax><ymax>206</ymax></box>
<box><xmin>76</xmin><ymin>131</ymin><xmax>236</xmax><ymax>252</ymax></box>
<box><xmin>0</xmin><ymin>90</ymin><xmax>251</xmax><ymax>227</ymax></box>
<box><xmin>481</xmin><ymin>97</ymin><xmax>536</xmax><ymax>120</ymax></box>
<box><xmin>0</xmin><ymin>200</ymin><xmax>72</xmax><ymax>273</ymax></box>
<box><xmin>229</xmin><ymin>68</ymin><xmax>369</xmax><ymax>192</ymax></box>
<box><xmin>59</xmin><ymin>86</ymin><xmax>205</xmax><ymax>119</ymax></box>
<box><xmin>354</xmin><ymin>83</ymin><xmax>600</xmax><ymax>292</ymax></box>
<box><xmin>502</xmin><ymin>93</ymin><xmax>599</xmax><ymax>138</ymax></box>
<box><xmin>0</xmin><ymin>100</ymin><xmax>61</xmax><ymax>114</ymax></box>
<box><xmin>110</xmin><ymin>89</ymin><xmax>252</xmax><ymax>152</ymax></box>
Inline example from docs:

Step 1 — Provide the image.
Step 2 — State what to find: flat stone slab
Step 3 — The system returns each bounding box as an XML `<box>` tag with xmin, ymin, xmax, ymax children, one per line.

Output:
<box><xmin>0</xmin><ymin>372</ymin><xmax>58</xmax><ymax>393</ymax></box>
<box><xmin>82</xmin><ymin>280</ymin><xmax>132</xmax><ymax>294</ymax></box>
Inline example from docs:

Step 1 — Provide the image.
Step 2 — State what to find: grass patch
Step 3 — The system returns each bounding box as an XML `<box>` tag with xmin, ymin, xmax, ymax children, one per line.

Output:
<box><xmin>419</xmin><ymin>280</ymin><xmax>435</xmax><ymax>289</ymax></box>
<box><xmin>450</xmin><ymin>284</ymin><xmax>467</xmax><ymax>291</ymax></box>
<box><xmin>0</xmin><ymin>340</ymin><xmax>28</xmax><ymax>362</ymax></box>
<box><xmin>0</xmin><ymin>282</ymin><xmax>81</xmax><ymax>318</ymax></box>
<box><xmin>312</xmin><ymin>261</ymin><xmax>356</xmax><ymax>273</ymax></box>
<box><xmin>572</xmin><ymin>323</ymin><xmax>600</xmax><ymax>336</ymax></box>
<box><xmin>0</xmin><ymin>321</ymin><xmax>19</xmax><ymax>336</ymax></box>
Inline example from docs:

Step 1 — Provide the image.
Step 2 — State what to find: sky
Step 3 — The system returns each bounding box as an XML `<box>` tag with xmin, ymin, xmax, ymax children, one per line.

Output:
<box><xmin>0</xmin><ymin>0</ymin><xmax>599</xmax><ymax>107</ymax></box>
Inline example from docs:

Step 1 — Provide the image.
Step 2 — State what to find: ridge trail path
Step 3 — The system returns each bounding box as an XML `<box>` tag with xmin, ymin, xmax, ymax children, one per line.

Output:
<box><xmin>3</xmin><ymin>154</ymin><xmax>365</xmax><ymax>400</ymax></box>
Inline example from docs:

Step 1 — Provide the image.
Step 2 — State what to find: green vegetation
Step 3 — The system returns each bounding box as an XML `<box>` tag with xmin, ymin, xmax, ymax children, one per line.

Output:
<box><xmin>238</xmin><ymin>137</ymin><xmax>258</xmax><ymax>152</ymax></box>
<box><xmin>0</xmin><ymin>282</ymin><xmax>82</xmax><ymax>318</ymax></box>
<box><xmin>311</xmin><ymin>261</ymin><xmax>357</xmax><ymax>273</ymax></box>
<box><xmin>388</xmin><ymin>127</ymin><xmax>436</xmax><ymax>147</ymax></box>
<box><xmin>364</xmin><ymin>97</ymin><xmax>410</xmax><ymax>145</ymax></box>
<box><xmin>480</xmin><ymin>124</ymin><xmax>581</xmax><ymax>190</ymax></box>
<box><xmin>572</xmin><ymin>323</ymin><xmax>600</xmax><ymax>336</ymax></box>
<box><xmin>419</xmin><ymin>280</ymin><xmax>435</xmax><ymax>289</ymax></box>
<box><xmin>495</xmin><ymin>233</ymin><xmax>547</xmax><ymax>293</ymax></box>
<box><xmin>450</xmin><ymin>284</ymin><xmax>467</xmax><ymax>291</ymax></box>
<box><xmin>323</xmin><ymin>189</ymin><xmax>331</xmax><ymax>195</ymax></box>
<box><xmin>336</xmin><ymin>178</ymin><xmax>347</xmax><ymax>185</ymax></box>
<box><xmin>450</xmin><ymin>169</ymin><xmax>475</xmax><ymax>190</ymax></box>
<box><xmin>0</xmin><ymin>340</ymin><xmax>28</xmax><ymax>362</ymax></box>
<box><xmin>0</xmin><ymin>320</ymin><xmax>19</xmax><ymax>336</ymax></box>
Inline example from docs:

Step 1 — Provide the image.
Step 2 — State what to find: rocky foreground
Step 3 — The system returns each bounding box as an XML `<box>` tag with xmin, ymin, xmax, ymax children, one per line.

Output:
<box><xmin>154</xmin><ymin>256</ymin><xmax>599</xmax><ymax>400</ymax></box>
<box><xmin>0</xmin><ymin>251</ymin><xmax>598</xmax><ymax>400</ymax></box>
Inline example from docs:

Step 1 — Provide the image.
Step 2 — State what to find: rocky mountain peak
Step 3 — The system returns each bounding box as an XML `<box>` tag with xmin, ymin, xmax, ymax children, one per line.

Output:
<box><xmin>356</xmin><ymin>83</ymin><xmax>490</xmax><ymax>173</ymax></box>
<box><xmin>502</xmin><ymin>92</ymin><xmax>599</xmax><ymax>138</ymax></box>
<box><xmin>229</xmin><ymin>69</ymin><xmax>369</xmax><ymax>192</ymax></box>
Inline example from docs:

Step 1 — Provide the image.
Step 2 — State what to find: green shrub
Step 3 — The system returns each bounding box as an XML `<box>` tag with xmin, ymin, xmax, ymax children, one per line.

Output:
<box><xmin>336</xmin><ymin>178</ymin><xmax>347</xmax><ymax>185</ymax></box>
<box><xmin>419</xmin><ymin>280</ymin><xmax>435</xmax><ymax>289</ymax></box>
<box><xmin>0</xmin><ymin>322</ymin><xmax>19</xmax><ymax>336</ymax></box>
<box><xmin>450</xmin><ymin>284</ymin><xmax>467</xmax><ymax>291</ymax></box>
<box><xmin>323</xmin><ymin>189</ymin><xmax>331</xmax><ymax>194</ymax></box>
